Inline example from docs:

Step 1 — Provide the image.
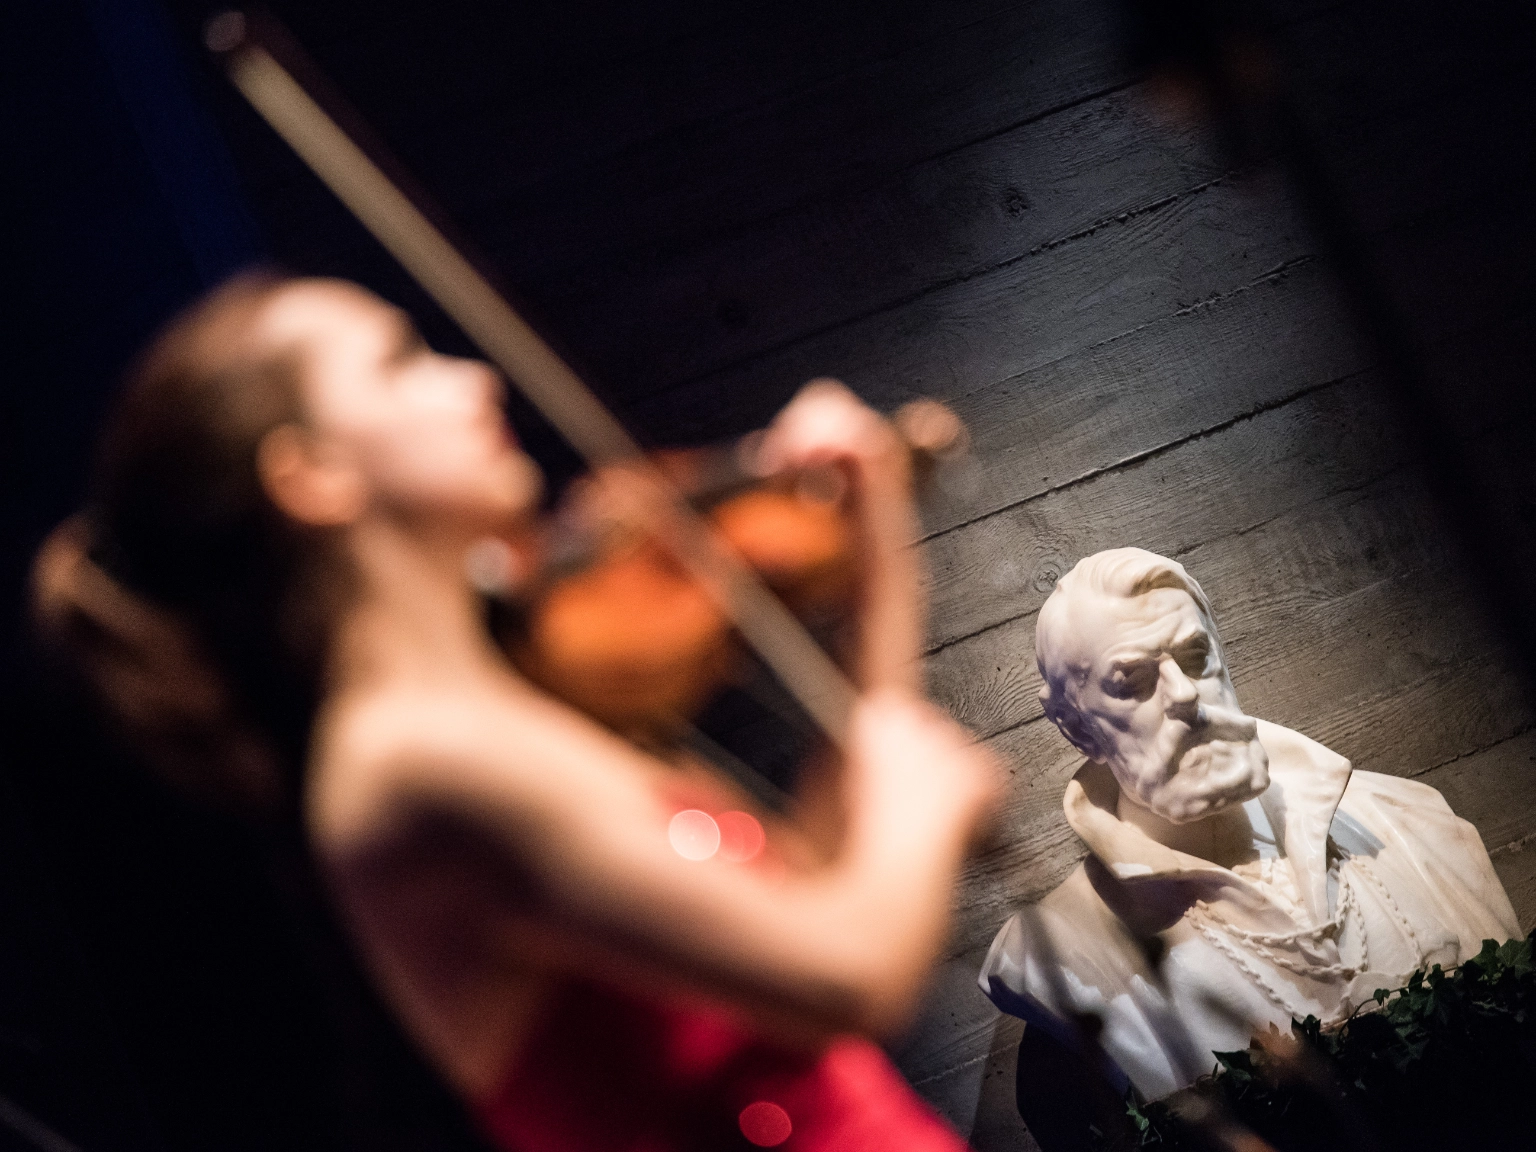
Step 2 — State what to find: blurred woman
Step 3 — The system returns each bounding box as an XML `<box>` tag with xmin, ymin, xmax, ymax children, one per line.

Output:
<box><xmin>33</xmin><ymin>273</ymin><xmax>997</xmax><ymax>1151</ymax></box>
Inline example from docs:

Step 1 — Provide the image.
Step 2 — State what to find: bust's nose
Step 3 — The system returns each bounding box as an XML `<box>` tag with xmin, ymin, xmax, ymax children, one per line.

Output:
<box><xmin>1159</xmin><ymin>656</ymin><xmax>1200</xmax><ymax>723</ymax></box>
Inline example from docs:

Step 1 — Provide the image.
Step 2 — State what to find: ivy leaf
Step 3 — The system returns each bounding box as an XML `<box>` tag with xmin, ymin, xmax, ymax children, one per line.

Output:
<box><xmin>1133</xmin><ymin>932</ymin><xmax>1536</xmax><ymax>1151</ymax></box>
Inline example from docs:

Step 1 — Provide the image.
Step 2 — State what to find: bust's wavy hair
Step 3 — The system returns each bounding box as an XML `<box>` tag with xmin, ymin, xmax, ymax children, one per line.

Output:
<box><xmin>31</xmin><ymin>270</ymin><xmax>342</xmax><ymax>817</ymax></box>
<box><xmin>1035</xmin><ymin>548</ymin><xmax>1214</xmax><ymax>756</ymax></box>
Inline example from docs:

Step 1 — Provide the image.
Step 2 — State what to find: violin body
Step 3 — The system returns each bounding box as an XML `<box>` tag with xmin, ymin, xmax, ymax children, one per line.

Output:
<box><xmin>492</xmin><ymin>397</ymin><xmax>964</xmax><ymax>743</ymax></box>
<box><xmin>497</xmin><ymin>452</ymin><xmax>859</xmax><ymax>742</ymax></box>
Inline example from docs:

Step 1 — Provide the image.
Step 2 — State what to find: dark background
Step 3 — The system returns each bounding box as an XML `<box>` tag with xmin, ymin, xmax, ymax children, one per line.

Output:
<box><xmin>2</xmin><ymin>1</ymin><xmax>1532</xmax><ymax>1148</ymax></box>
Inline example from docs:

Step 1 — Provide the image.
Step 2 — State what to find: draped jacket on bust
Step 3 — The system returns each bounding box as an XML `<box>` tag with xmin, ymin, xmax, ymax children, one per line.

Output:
<box><xmin>980</xmin><ymin>720</ymin><xmax>1520</xmax><ymax>1100</ymax></box>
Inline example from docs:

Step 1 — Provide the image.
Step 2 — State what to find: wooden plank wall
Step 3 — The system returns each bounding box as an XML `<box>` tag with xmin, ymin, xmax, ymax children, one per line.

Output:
<box><xmin>173</xmin><ymin>0</ymin><xmax>1536</xmax><ymax>1145</ymax></box>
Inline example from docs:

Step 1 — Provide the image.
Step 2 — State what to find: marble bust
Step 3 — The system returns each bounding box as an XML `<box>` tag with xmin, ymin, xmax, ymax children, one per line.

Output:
<box><xmin>979</xmin><ymin>548</ymin><xmax>1519</xmax><ymax>1101</ymax></box>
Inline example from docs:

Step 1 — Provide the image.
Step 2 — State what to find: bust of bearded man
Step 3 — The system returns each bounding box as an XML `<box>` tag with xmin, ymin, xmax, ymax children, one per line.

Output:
<box><xmin>979</xmin><ymin>548</ymin><xmax>1519</xmax><ymax>1102</ymax></box>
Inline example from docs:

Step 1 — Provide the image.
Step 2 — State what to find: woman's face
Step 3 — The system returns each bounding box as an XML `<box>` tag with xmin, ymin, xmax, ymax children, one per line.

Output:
<box><xmin>260</xmin><ymin>279</ymin><xmax>542</xmax><ymax>529</ymax></box>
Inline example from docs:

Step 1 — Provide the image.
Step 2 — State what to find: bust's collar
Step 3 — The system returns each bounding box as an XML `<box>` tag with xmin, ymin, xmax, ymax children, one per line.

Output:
<box><xmin>1063</xmin><ymin>719</ymin><xmax>1352</xmax><ymax>929</ymax></box>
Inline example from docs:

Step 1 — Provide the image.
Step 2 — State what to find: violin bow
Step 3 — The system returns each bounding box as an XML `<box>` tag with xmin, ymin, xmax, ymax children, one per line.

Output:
<box><xmin>205</xmin><ymin>11</ymin><xmax>858</xmax><ymax>746</ymax></box>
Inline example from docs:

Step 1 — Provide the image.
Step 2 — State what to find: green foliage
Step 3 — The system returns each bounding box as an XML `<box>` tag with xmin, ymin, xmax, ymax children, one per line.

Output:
<box><xmin>1124</xmin><ymin>933</ymin><xmax>1536</xmax><ymax>1152</ymax></box>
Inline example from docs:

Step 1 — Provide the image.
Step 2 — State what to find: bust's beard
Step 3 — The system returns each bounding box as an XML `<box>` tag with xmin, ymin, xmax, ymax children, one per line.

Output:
<box><xmin>1118</xmin><ymin>712</ymin><xmax>1270</xmax><ymax>823</ymax></box>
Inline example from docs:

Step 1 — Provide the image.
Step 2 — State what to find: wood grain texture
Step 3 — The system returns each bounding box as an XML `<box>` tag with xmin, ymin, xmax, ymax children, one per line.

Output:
<box><xmin>925</xmin><ymin>374</ymin><xmax>1408</xmax><ymax>727</ymax></box>
<box><xmin>534</xmin><ymin>82</ymin><xmax>1226</xmax><ymax>398</ymax></box>
<box><xmin>631</xmin><ymin>169</ymin><xmax>1332</xmax><ymax>438</ymax></box>
<box><xmin>888</xmin><ymin>948</ymin><xmax>1035</xmax><ymax>1151</ymax></box>
<box><xmin>522</xmin><ymin>11</ymin><xmax>1523</xmax><ymax>412</ymax></box>
<box><xmin>1418</xmin><ymin>727</ymin><xmax>1536</xmax><ymax>880</ymax></box>
<box><xmin>472</xmin><ymin>0</ymin><xmax>1134</xmax><ymax>282</ymax></box>
<box><xmin>174</xmin><ymin>0</ymin><xmax>1536</xmax><ymax>1142</ymax></box>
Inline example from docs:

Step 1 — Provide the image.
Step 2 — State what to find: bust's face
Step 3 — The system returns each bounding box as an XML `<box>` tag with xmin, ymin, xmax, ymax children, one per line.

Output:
<box><xmin>1061</xmin><ymin>587</ymin><xmax>1269</xmax><ymax>823</ymax></box>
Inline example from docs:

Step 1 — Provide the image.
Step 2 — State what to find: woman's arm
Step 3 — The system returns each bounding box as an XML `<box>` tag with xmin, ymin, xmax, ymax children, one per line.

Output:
<box><xmin>312</xmin><ymin>382</ymin><xmax>995</xmax><ymax>1041</ymax></box>
<box><xmin>755</xmin><ymin>379</ymin><xmax>924</xmax><ymax>694</ymax></box>
<box><xmin>314</xmin><ymin>678</ymin><xmax>995</xmax><ymax>1041</ymax></box>
<box><xmin>751</xmin><ymin>381</ymin><xmax>927</xmax><ymax>858</ymax></box>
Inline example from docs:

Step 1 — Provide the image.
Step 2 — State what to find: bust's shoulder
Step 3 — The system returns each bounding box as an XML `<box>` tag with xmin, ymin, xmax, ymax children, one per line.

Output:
<box><xmin>1253</xmin><ymin>720</ymin><xmax>1461</xmax><ymax>826</ymax></box>
<box><xmin>1038</xmin><ymin>859</ymin><xmax>1107</xmax><ymax>919</ymax></box>
<box><xmin>1335</xmin><ymin>768</ymin><xmax>1477</xmax><ymax>863</ymax></box>
<box><xmin>1342</xmin><ymin>768</ymin><xmax>1457</xmax><ymax>812</ymax></box>
<box><xmin>1336</xmin><ymin>770</ymin><xmax>1521</xmax><ymax>947</ymax></box>
<box><xmin>1255</xmin><ymin>718</ymin><xmax>1351</xmax><ymax>774</ymax></box>
<box><xmin>1003</xmin><ymin>862</ymin><xmax>1146</xmax><ymax>974</ymax></box>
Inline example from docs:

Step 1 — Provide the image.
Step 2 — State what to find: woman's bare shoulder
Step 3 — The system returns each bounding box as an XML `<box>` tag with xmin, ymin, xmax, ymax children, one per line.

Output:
<box><xmin>305</xmin><ymin>673</ymin><xmax>664</xmax><ymax>853</ymax></box>
<box><xmin>306</xmin><ymin>677</ymin><xmax>541</xmax><ymax>847</ymax></box>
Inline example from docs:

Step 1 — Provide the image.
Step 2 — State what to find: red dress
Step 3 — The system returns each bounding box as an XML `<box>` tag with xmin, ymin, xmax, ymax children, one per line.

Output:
<box><xmin>474</xmin><ymin>788</ymin><xmax>970</xmax><ymax>1152</ymax></box>
<box><xmin>474</xmin><ymin>979</ymin><xmax>970</xmax><ymax>1152</ymax></box>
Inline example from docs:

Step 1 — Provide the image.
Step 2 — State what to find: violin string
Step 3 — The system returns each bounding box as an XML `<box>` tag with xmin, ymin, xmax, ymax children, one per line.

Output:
<box><xmin>213</xmin><ymin>18</ymin><xmax>857</xmax><ymax>746</ymax></box>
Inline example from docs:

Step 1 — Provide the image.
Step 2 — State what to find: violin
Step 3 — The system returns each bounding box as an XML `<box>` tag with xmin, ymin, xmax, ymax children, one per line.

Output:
<box><xmin>474</xmin><ymin>399</ymin><xmax>966</xmax><ymax>745</ymax></box>
<box><xmin>212</xmin><ymin>17</ymin><xmax>948</xmax><ymax>758</ymax></box>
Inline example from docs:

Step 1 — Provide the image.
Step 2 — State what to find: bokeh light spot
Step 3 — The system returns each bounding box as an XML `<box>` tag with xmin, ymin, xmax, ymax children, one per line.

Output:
<box><xmin>717</xmin><ymin>810</ymin><xmax>766</xmax><ymax>863</ymax></box>
<box><xmin>668</xmin><ymin>809</ymin><xmax>720</xmax><ymax>861</ymax></box>
<box><xmin>738</xmin><ymin>1100</ymin><xmax>792</xmax><ymax>1147</ymax></box>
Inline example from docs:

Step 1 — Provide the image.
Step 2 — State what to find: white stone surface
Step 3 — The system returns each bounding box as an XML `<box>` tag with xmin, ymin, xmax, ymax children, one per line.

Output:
<box><xmin>979</xmin><ymin>549</ymin><xmax>1520</xmax><ymax>1100</ymax></box>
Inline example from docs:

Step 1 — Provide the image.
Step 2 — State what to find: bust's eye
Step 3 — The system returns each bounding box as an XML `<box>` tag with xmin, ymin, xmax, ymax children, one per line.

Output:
<box><xmin>1175</xmin><ymin>643</ymin><xmax>1213</xmax><ymax>678</ymax></box>
<box><xmin>1105</xmin><ymin>661</ymin><xmax>1158</xmax><ymax>700</ymax></box>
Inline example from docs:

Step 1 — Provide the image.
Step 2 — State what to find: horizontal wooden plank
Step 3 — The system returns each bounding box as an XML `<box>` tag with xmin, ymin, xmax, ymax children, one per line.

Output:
<box><xmin>526</xmin><ymin>68</ymin><xmax>1528</xmax><ymax>417</ymax></box>
<box><xmin>402</xmin><ymin>0</ymin><xmax>1040</xmax><ymax>229</ymax></box>
<box><xmin>963</xmin><ymin>1025</ymin><xmax>1037</xmax><ymax>1152</ymax></box>
<box><xmin>1419</xmin><ymin>723</ymin><xmax>1536</xmax><ymax>803</ymax></box>
<box><xmin>888</xmin><ymin>945</ymin><xmax>1031</xmax><ymax>1141</ymax></box>
<box><xmin>521</xmin><ymin>10</ymin><xmax>1521</xmax><ymax>406</ymax></box>
<box><xmin>934</xmin><ymin>456</ymin><xmax>1534</xmax><ymax>755</ymax></box>
<box><xmin>630</xmin><ymin>166</ymin><xmax>1340</xmax><ymax>442</ymax></box>
<box><xmin>472</xmin><ymin>1</ymin><xmax>1135</xmax><ymax>278</ymax></box>
<box><xmin>1493</xmin><ymin>846</ymin><xmax>1536</xmax><ymax>935</ymax></box>
<box><xmin>923</xmin><ymin>363</ymin><xmax>1397</xmax><ymax>654</ymax></box>
<box><xmin>890</xmin><ymin>944</ymin><xmax>1018</xmax><ymax>1086</ymax></box>
<box><xmin>955</xmin><ymin>717</ymin><xmax>1089</xmax><ymax>950</ymax></box>
<box><xmin>921</xmin><ymin>296</ymin><xmax>1530</xmax><ymax>655</ymax></box>
<box><xmin>533</xmin><ymin>80</ymin><xmax>1227</xmax><ymax>398</ymax></box>
<box><xmin>1416</xmin><ymin>727</ymin><xmax>1536</xmax><ymax>931</ymax></box>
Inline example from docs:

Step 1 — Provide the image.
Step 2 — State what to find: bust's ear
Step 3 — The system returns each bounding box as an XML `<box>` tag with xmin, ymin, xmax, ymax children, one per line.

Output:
<box><xmin>1040</xmin><ymin>684</ymin><xmax>1102</xmax><ymax>761</ymax></box>
<box><xmin>257</xmin><ymin>424</ymin><xmax>366</xmax><ymax>527</ymax></box>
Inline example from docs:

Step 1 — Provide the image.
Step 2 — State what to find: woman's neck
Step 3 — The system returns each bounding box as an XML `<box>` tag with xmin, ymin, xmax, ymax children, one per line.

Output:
<box><xmin>330</xmin><ymin>517</ymin><xmax>501</xmax><ymax>693</ymax></box>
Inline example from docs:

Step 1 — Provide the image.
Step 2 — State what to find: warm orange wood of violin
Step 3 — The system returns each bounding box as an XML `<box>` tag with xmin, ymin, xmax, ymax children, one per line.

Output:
<box><xmin>503</xmin><ymin>399</ymin><xmax>963</xmax><ymax>742</ymax></box>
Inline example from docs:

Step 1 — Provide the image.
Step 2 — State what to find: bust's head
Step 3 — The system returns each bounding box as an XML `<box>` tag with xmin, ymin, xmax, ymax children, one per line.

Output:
<box><xmin>1036</xmin><ymin>549</ymin><xmax>1269</xmax><ymax>823</ymax></box>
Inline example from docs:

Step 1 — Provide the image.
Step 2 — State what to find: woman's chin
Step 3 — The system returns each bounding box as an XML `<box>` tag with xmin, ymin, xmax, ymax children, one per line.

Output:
<box><xmin>482</xmin><ymin>455</ymin><xmax>545</xmax><ymax>523</ymax></box>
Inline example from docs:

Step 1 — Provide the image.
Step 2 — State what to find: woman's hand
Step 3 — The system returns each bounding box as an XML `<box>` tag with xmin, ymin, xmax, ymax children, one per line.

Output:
<box><xmin>754</xmin><ymin>378</ymin><xmax>909</xmax><ymax>482</ymax></box>
<box><xmin>844</xmin><ymin>688</ymin><xmax>1003</xmax><ymax>855</ymax></box>
<box><xmin>754</xmin><ymin>380</ymin><xmax>923</xmax><ymax>693</ymax></box>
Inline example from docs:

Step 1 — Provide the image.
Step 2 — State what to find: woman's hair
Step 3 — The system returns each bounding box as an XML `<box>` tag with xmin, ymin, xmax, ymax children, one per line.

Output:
<box><xmin>31</xmin><ymin>275</ymin><xmax>496</xmax><ymax>1149</ymax></box>
<box><xmin>33</xmin><ymin>271</ymin><xmax>335</xmax><ymax>815</ymax></box>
